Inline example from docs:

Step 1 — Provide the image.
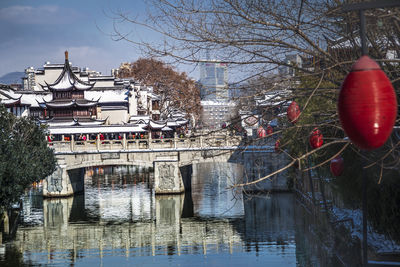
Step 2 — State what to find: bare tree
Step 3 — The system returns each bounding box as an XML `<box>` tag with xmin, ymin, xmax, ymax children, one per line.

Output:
<box><xmin>118</xmin><ymin>58</ymin><xmax>202</xmax><ymax>126</ymax></box>
<box><xmin>110</xmin><ymin>0</ymin><xmax>400</xmax><ymax>184</ymax></box>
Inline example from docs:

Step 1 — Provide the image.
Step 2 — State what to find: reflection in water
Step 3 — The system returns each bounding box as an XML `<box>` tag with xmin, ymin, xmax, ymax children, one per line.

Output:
<box><xmin>1</xmin><ymin>164</ymin><xmax>340</xmax><ymax>266</ymax></box>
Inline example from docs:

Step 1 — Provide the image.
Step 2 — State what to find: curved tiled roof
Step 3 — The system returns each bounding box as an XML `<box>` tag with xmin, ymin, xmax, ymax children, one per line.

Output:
<box><xmin>45</xmin><ymin>51</ymin><xmax>95</xmax><ymax>91</ymax></box>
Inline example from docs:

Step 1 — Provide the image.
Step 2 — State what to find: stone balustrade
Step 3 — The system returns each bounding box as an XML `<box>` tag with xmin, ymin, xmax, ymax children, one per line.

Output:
<box><xmin>49</xmin><ymin>134</ymin><xmax>242</xmax><ymax>153</ymax></box>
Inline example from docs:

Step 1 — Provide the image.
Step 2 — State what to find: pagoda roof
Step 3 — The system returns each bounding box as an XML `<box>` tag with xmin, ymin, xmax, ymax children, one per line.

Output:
<box><xmin>39</xmin><ymin>117</ymin><xmax>106</xmax><ymax>127</ymax></box>
<box><xmin>41</xmin><ymin>98</ymin><xmax>99</xmax><ymax>109</ymax></box>
<box><xmin>48</xmin><ymin>124</ymin><xmax>146</xmax><ymax>135</ymax></box>
<box><xmin>45</xmin><ymin>51</ymin><xmax>95</xmax><ymax>91</ymax></box>
<box><xmin>0</xmin><ymin>86</ymin><xmax>31</xmax><ymax>107</ymax></box>
<box><xmin>148</xmin><ymin>120</ymin><xmax>166</xmax><ymax>130</ymax></box>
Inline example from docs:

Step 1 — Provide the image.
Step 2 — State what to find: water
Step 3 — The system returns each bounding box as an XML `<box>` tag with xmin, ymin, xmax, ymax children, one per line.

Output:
<box><xmin>0</xmin><ymin>163</ymin><xmax>341</xmax><ymax>266</ymax></box>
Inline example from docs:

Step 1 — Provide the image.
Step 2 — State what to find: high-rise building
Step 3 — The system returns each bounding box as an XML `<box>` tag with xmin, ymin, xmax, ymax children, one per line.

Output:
<box><xmin>199</xmin><ymin>60</ymin><xmax>228</xmax><ymax>101</ymax></box>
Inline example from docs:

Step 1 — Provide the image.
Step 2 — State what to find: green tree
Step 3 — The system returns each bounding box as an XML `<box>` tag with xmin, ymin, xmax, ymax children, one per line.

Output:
<box><xmin>0</xmin><ymin>105</ymin><xmax>56</xmax><ymax>212</ymax></box>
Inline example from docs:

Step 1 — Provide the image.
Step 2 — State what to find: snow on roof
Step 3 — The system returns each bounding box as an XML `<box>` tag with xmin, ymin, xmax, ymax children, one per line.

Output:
<box><xmin>149</xmin><ymin>120</ymin><xmax>166</xmax><ymax>129</ymax></box>
<box><xmin>1</xmin><ymin>99</ymin><xmax>20</xmax><ymax>105</ymax></box>
<box><xmin>49</xmin><ymin>125</ymin><xmax>146</xmax><ymax>135</ymax></box>
<box><xmin>48</xmin><ymin>68</ymin><xmax>93</xmax><ymax>91</ymax></box>
<box><xmin>129</xmin><ymin>115</ymin><xmax>150</xmax><ymax>123</ymax></box>
<box><xmin>85</xmin><ymin>90</ymin><xmax>127</xmax><ymax>103</ymax></box>
<box><xmin>20</xmin><ymin>93</ymin><xmax>52</xmax><ymax>107</ymax></box>
<box><xmin>0</xmin><ymin>88</ymin><xmax>21</xmax><ymax>100</ymax></box>
<box><xmin>201</xmin><ymin>100</ymin><xmax>236</xmax><ymax>106</ymax></box>
<box><xmin>166</xmin><ymin>120</ymin><xmax>180</xmax><ymax>127</ymax></box>
<box><xmin>161</xmin><ymin>126</ymin><xmax>173</xmax><ymax>131</ymax></box>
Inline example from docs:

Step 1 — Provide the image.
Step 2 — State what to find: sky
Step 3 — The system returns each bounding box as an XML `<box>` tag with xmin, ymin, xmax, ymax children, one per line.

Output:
<box><xmin>0</xmin><ymin>0</ymin><xmax>160</xmax><ymax>78</ymax></box>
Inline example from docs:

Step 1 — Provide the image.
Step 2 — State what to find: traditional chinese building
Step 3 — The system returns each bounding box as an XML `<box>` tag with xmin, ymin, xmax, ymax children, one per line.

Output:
<box><xmin>0</xmin><ymin>85</ymin><xmax>30</xmax><ymax>117</ymax></box>
<box><xmin>38</xmin><ymin>51</ymin><xmax>105</xmax><ymax>126</ymax></box>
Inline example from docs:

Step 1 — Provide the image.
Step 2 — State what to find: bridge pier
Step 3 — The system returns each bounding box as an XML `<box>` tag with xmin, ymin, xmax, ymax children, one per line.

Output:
<box><xmin>43</xmin><ymin>159</ymin><xmax>84</xmax><ymax>197</ymax></box>
<box><xmin>154</xmin><ymin>159</ymin><xmax>185</xmax><ymax>194</ymax></box>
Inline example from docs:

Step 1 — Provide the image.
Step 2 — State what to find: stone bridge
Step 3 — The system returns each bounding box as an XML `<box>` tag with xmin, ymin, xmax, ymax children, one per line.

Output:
<box><xmin>45</xmin><ymin>134</ymin><xmax>288</xmax><ymax>197</ymax></box>
<box><xmin>45</xmin><ymin>135</ymin><xmax>245</xmax><ymax>197</ymax></box>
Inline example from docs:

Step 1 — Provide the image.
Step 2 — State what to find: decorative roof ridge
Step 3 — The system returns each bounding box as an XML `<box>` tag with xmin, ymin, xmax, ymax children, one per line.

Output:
<box><xmin>45</xmin><ymin>51</ymin><xmax>96</xmax><ymax>90</ymax></box>
<box><xmin>0</xmin><ymin>90</ymin><xmax>22</xmax><ymax>101</ymax></box>
<box><xmin>38</xmin><ymin>83</ymin><xmax>49</xmax><ymax>91</ymax></box>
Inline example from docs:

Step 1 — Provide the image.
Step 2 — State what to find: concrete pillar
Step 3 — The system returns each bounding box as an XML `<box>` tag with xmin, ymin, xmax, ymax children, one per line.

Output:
<box><xmin>70</xmin><ymin>134</ymin><xmax>74</xmax><ymax>151</ymax></box>
<box><xmin>153</xmin><ymin>160</ymin><xmax>184</xmax><ymax>194</ymax></box>
<box><xmin>43</xmin><ymin>163</ymin><xmax>84</xmax><ymax>197</ymax></box>
<box><xmin>2</xmin><ymin>212</ymin><xmax>9</xmax><ymax>235</ymax></box>
<box><xmin>148</xmin><ymin>131</ymin><xmax>152</xmax><ymax>149</ymax></box>
<box><xmin>96</xmin><ymin>134</ymin><xmax>100</xmax><ymax>150</ymax></box>
<box><xmin>123</xmin><ymin>133</ymin><xmax>127</xmax><ymax>150</ymax></box>
<box><xmin>174</xmin><ymin>132</ymin><xmax>177</xmax><ymax>149</ymax></box>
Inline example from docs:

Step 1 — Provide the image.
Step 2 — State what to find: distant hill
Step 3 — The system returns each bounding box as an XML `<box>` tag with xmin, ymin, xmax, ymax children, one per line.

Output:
<box><xmin>0</xmin><ymin>72</ymin><xmax>24</xmax><ymax>85</ymax></box>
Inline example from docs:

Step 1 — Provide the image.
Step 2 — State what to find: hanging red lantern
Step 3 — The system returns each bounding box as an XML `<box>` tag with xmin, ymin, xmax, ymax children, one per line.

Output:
<box><xmin>309</xmin><ymin>127</ymin><xmax>323</xmax><ymax>149</ymax></box>
<box><xmin>330</xmin><ymin>155</ymin><xmax>344</xmax><ymax>176</ymax></box>
<box><xmin>266</xmin><ymin>125</ymin><xmax>273</xmax><ymax>135</ymax></box>
<box><xmin>287</xmin><ymin>101</ymin><xmax>300</xmax><ymax>123</ymax></box>
<box><xmin>338</xmin><ymin>55</ymin><xmax>397</xmax><ymax>150</ymax></box>
<box><xmin>257</xmin><ymin>126</ymin><xmax>266</xmax><ymax>138</ymax></box>
<box><xmin>275</xmin><ymin>139</ymin><xmax>280</xmax><ymax>152</ymax></box>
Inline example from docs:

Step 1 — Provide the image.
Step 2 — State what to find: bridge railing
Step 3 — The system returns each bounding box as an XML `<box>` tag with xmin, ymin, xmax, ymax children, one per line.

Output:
<box><xmin>49</xmin><ymin>134</ymin><xmax>242</xmax><ymax>153</ymax></box>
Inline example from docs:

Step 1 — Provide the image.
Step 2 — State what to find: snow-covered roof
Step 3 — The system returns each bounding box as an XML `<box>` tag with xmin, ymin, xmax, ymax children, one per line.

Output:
<box><xmin>85</xmin><ymin>90</ymin><xmax>128</xmax><ymax>103</ymax></box>
<box><xmin>45</xmin><ymin>52</ymin><xmax>95</xmax><ymax>91</ymax></box>
<box><xmin>129</xmin><ymin>115</ymin><xmax>150</xmax><ymax>124</ymax></box>
<box><xmin>201</xmin><ymin>100</ymin><xmax>236</xmax><ymax>106</ymax></box>
<box><xmin>148</xmin><ymin>120</ymin><xmax>166</xmax><ymax>129</ymax></box>
<box><xmin>161</xmin><ymin>126</ymin><xmax>173</xmax><ymax>131</ymax></box>
<box><xmin>48</xmin><ymin>125</ymin><xmax>146</xmax><ymax>135</ymax></box>
<box><xmin>20</xmin><ymin>93</ymin><xmax>52</xmax><ymax>107</ymax></box>
<box><xmin>43</xmin><ymin>99</ymin><xmax>98</xmax><ymax>108</ymax></box>
<box><xmin>166</xmin><ymin>120</ymin><xmax>180</xmax><ymax>127</ymax></box>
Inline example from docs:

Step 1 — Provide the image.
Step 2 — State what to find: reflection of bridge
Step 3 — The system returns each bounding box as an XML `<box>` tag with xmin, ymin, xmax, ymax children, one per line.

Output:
<box><xmin>14</xmin><ymin>191</ymin><xmax>296</xmax><ymax>265</ymax></box>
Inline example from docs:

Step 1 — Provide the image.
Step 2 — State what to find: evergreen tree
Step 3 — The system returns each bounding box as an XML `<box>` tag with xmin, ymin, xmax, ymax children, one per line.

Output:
<box><xmin>0</xmin><ymin>105</ymin><xmax>56</xmax><ymax>212</ymax></box>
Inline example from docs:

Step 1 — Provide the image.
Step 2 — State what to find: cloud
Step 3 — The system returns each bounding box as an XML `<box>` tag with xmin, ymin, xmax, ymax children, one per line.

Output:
<box><xmin>0</xmin><ymin>5</ymin><xmax>81</xmax><ymax>24</ymax></box>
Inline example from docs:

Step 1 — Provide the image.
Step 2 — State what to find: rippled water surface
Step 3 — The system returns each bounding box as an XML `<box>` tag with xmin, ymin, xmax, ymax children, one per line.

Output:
<box><xmin>0</xmin><ymin>163</ymin><xmax>340</xmax><ymax>266</ymax></box>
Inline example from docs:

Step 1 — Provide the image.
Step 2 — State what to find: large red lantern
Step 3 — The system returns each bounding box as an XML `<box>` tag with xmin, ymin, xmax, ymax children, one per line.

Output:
<box><xmin>267</xmin><ymin>125</ymin><xmax>273</xmax><ymax>135</ymax></box>
<box><xmin>257</xmin><ymin>126</ymin><xmax>266</xmax><ymax>138</ymax></box>
<box><xmin>338</xmin><ymin>56</ymin><xmax>397</xmax><ymax>150</ymax></box>
<box><xmin>287</xmin><ymin>101</ymin><xmax>300</xmax><ymax>123</ymax></box>
<box><xmin>275</xmin><ymin>139</ymin><xmax>280</xmax><ymax>152</ymax></box>
<box><xmin>309</xmin><ymin>128</ymin><xmax>323</xmax><ymax>149</ymax></box>
<box><xmin>330</xmin><ymin>155</ymin><xmax>344</xmax><ymax>176</ymax></box>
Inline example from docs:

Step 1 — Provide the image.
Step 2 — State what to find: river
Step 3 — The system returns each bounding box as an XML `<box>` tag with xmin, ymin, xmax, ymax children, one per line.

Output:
<box><xmin>0</xmin><ymin>162</ymin><xmax>343</xmax><ymax>266</ymax></box>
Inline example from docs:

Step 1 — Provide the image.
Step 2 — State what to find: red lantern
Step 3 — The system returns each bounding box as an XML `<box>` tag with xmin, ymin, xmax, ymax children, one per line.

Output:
<box><xmin>287</xmin><ymin>101</ymin><xmax>300</xmax><ymax>123</ymax></box>
<box><xmin>257</xmin><ymin>126</ymin><xmax>266</xmax><ymax>138</ymax></box>
<box><xmin>309</xmin><ymin>128</ymin><xmax>323</xmax><ymax>149</ymax></box>
<box><xmin>266</xmin><ymin>125</ymin><xmax>273</xmax><ymax>135</ymax></box>
<box><xmin>330</xmin><ymin>155</ymin><xmax>344</xmax><ymax>176</ymax></box>
<box><xmin>275</xmin><ymin>139</ymin><xmax>280</xmax><ymax>152</ymax></box>
<box><xmin>338</xmin><ymin>56</ymin><xmax>397</xmax><ymax>150</ymax></box>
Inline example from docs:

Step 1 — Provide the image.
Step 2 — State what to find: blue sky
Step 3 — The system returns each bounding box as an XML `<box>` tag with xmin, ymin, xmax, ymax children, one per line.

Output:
<box><xmin>0</xmin><ymin>0</ymin><xmax>156</xmax><ymax>77</ymax></box>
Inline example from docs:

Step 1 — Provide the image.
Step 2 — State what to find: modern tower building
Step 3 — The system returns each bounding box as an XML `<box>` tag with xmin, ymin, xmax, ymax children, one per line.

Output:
<box><xmin>199</xmin><ymin>60</ymin><xmax>228</xmax><ymax>101</ymax></box>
